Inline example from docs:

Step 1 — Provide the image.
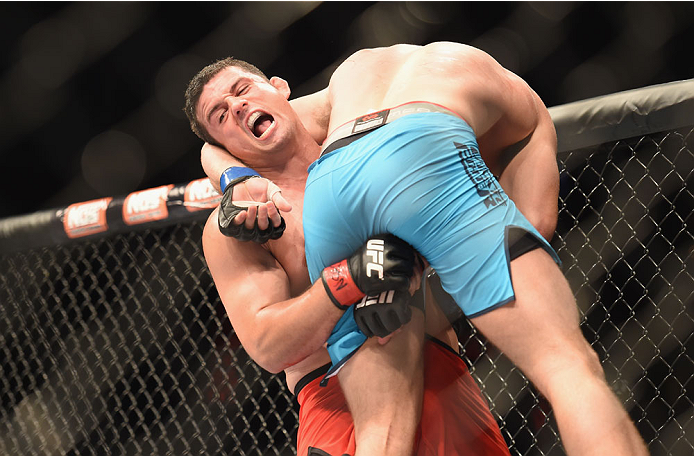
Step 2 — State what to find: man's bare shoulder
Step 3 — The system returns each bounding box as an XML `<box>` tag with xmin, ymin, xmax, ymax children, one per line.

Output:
<box><xmin>347</xmin><ymin>43</ymin><xmax>420</xmax><ymax>58</ymax></box>
<box><xmin>342</xmin><ymin>42</ymin><xmax>488</xmax><ymax>66</ymax></box>
<box><xmin>289</xmin><ymin>89</ymin><xmax>331</xmax><ymax>145</ymax></box>
<box><xmin>335</xmin><ymin>43</ymin><xmax>421</xmax><ymax>72</ymax></box>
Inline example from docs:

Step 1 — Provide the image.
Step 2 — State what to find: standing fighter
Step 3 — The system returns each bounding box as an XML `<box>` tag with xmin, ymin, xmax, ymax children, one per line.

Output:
<box><xmin>187</xmin><ymin>42</ymin><xmax>648</xmax><ymax>456</ymax></box>
<box><xmin>189</xmin><ymin>62</ymin><xmax>512</xmax><ymax>455</ymax></box>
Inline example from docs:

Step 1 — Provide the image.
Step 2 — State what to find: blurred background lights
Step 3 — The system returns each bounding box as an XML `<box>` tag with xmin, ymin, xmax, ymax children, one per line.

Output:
<box><xmin>155</xmin><ymin>54</ymin><xmax>208</xmax><ymax>120</ymax></box>
<box><xmin>0</xmin><ymin>2</ymin><xmax>692</xmax><ymax>219</ymax></box>
<box><xmin>403</xmin><ymin>2</ymin><xmax>451</xmax><ymax>25</ymax></box>
<box><xmin>19</xmin><ymin>17</ymin><xmax>86</xmax><ymax>91</ymax></box>
<box><xmin>81</xmin><ymin>130</ymin><xmax>146</xmax><ymax>197</ymax></box>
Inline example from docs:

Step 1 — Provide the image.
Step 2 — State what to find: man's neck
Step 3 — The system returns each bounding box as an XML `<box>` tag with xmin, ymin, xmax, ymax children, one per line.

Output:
<box><xmin>249</xmin><ymin>133</ymin><xmax>320</xmax><ymax>192</ymax></box>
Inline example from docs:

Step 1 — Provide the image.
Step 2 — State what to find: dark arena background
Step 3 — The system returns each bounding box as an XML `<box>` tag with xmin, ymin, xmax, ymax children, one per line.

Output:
<box><xmin>1</xmin><ymin>2</ymin><xmax>692</xmax><ymax>456</ymax></box>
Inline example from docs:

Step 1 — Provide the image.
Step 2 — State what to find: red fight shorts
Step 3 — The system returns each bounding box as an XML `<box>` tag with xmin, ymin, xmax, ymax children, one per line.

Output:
<box><xmin>295</xmin><ymin>338</ymin><xmax>511</xmax><ymax>456</ymax></box>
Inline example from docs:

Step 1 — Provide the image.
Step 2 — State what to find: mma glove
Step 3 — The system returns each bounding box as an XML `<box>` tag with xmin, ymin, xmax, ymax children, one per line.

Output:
<box><xmin>354</xmin><ymin>289</ymin><xmax>413</xmax><ymax>338</ymax></box>
<box><xmin>321</xmin><ymin>234</ymin><xmax>415</xmax><ymax>310</ymax></box>
<box><xmin>217</xmin><ymin>167</ymin><xmax>286</xmax><ymax>243</ymax></box>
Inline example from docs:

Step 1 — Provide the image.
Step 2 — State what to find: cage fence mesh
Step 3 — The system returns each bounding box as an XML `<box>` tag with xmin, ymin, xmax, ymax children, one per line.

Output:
<box><xmin>1</xmin><ymin>126</ymin><xmax>693</xmax><ymax>455</ymax></box>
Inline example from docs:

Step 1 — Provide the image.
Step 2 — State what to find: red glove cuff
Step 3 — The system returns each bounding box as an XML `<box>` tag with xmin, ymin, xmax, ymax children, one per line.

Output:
<box><xmin>321</xmin><ymin>259</ymin><xmax>365</xmax><ymax>310</ymax></box>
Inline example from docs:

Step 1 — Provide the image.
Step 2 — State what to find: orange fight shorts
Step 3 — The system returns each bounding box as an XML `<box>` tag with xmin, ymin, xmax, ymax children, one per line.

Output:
<box><xmin>295</xmin><ymin>337</ymin><xmax>511</xmax><ymax>456</ymax></box>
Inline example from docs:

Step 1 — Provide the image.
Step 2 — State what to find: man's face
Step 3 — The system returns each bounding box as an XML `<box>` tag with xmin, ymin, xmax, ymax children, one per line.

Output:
<box><xmin>196</xmin><ymin>66</ymin><xmax>295</xmax><ymax>162</ymax></box>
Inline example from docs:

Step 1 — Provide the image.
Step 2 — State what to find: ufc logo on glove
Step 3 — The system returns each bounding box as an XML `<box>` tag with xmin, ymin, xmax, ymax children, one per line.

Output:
<box><xmin>320</xmin><ymin>234</ymin><xmax>415</xmax><ymax>311</ymax></box>
<box><xmin>365</xmin><ymin>239</ymin><xmax>385</xmax><ymax>278</ymax></box>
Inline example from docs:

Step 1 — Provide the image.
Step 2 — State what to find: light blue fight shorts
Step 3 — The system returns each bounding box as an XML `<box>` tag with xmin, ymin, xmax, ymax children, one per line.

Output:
<box><xmin>303</xmin><ymin>107</ymin><xmax>560</xmax><ymax>375</ymax></box>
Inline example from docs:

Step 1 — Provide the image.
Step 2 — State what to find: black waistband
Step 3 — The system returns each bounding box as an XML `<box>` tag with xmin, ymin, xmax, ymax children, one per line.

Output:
<box><xmin>320</xmin><ymin>102</ymin><xmax>459</xmax><ymax>158</ymax></box>
<box><xmin>293</xmin><ymin>362</ymin><xmax>331</xmax><ymax>397</ymax></box>
<box><xmin>321</xmin><ymin>129</ymin><xmax>375</xmax><ymax>156</ymax></box>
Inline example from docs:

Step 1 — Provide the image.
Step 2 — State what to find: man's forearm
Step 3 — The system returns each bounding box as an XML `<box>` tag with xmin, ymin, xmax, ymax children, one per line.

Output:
<box><xmin>201</xmin><ymin>142</ymin><xmax>243</xmax><ymax>194</ymax></box>
<box><xmin>245</xmin><ymin>281</ymin><xmax>345</xmax><ymax>372</ymax></box>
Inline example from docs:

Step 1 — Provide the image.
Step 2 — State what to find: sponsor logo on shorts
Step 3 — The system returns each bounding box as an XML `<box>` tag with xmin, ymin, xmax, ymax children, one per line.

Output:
<box><xmin>184</xmin><ymin>178</ymin><xmax>221</xmax><ymax>212</ymax></box>
<box><xmin>386</xmin><ymin>105</ymin><xmax>436</xmax><ymax>122</ymax></box>
<box><xmin>123</xmin><ymin>185</ymin><xmax>173</xmax><ymax>225</ymax></box>
<box><xmin>352</xmin><ymin>109</ymin><xmax>389</xmax><ymax>134</ymax></box>
<box><xmin>365</xmin><ymin>239</ymin><xmax>385</xmax><ymax>278</ymax></box>
<box><xmin>63</xmin><ymin>197</ymin><xmax>112</xmax><ymax>238</ymax></box>
<box><xmin>456</xmin><ymin>141</ymin><xmax>505</xmax><ymax>208</ymax></box>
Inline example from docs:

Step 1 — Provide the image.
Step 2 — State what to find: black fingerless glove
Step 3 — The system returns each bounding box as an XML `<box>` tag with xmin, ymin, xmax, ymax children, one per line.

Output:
<box><xmin>354</xmin><ymin>289</ymin><xmax>413</xmax><ymax>338</ymax></box>
<box><xmin>217</xmin><ymin>167</ymin><xmax>286</xmax><ymax>243</ymax></box>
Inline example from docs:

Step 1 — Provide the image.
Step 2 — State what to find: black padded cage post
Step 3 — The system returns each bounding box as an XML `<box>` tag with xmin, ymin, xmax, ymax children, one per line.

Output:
<box><xmin>1</xmin><ymin>80</ymin><xmax>693</xmax><ymax>455</ymax></box>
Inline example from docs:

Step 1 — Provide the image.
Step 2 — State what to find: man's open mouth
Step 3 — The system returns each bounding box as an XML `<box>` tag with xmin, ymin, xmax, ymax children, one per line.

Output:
<box><xmin>247</xmin><ymin>111</ymin><xmax>275</xmax><ymax>138</ymax></box>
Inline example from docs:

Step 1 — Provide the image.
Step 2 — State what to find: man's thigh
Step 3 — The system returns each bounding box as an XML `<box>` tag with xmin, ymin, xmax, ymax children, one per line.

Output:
<box><xmin>470</xmin><ymin>248</ymin><xmax>595</xmax><ymax>390</ymax></box>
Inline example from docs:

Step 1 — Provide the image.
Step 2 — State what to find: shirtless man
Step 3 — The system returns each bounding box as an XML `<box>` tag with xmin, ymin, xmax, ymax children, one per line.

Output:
<box><xmin>189</xmin><ymin>59</ymin><xmax>511</xmax><ymax>456</ymax></box>
<box><xmin>187</xmin><ymin>42</ymin><xmax>648</xmax><ymax>456</ymax></box>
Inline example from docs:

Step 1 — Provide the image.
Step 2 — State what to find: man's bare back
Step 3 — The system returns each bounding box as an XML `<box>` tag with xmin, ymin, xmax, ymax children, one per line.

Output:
<box><xmin>321</xmin><ymin>42</ymin><xmax>545</xmax><ymax>177</ymax></box>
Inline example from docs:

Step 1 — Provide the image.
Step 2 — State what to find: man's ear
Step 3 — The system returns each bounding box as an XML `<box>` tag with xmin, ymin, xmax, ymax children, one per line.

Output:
<box><xmin>270</xmin><ymin>76</ymin><xmax>291</xmax><ymax>99</ymax></box>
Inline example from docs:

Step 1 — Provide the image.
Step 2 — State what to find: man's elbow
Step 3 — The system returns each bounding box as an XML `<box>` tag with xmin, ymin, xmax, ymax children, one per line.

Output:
<box><xmin>255</xmin><ymin>357</ymin><xmax>286</xmax><ymax>375</ymax></box>
<box><xmin>245</xmin><ymin>343</ymin><xmax>287</xmax><ymax>374</ymax></box>
<box><xmin>527</xmin><ymin>207</ymin><xmax>558</xmax><ymax>242</ymax></box>
<box><xmin>245</xmin><ymin>331</ymin><xmax>302</xmax><ymax>374</ymax></box>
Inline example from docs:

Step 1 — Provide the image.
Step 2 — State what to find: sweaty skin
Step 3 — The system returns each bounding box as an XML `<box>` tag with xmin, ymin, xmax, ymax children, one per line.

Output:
<box><xmin>200</xmin><ymin>40</ymin><xmax>557</xmax><ymax>412</ymax></box>
<box><xmin>203</xmin><ymin>146</ymin><xmax>455</xmax><ymax>393</ymax></box>
<box><xmin>200</xmin><ymin>42</ymin><xmax>557</xmax><ymax>391</ymax></box>
<box><xmin>203</xmin><ymin>43</ymin><xmax>557</xmax><ymax>240</ymax></box>
<box><xmin>198</xmin><ymin>42</ymin><xmax>647</xmax><ymax>456</ymax></box>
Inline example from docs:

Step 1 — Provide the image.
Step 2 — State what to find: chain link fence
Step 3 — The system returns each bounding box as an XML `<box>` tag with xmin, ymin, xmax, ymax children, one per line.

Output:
<box><xmin>1</xmin><ymin>83</ymin><xmax>692</xmax><ymax>455</ymax></box>
<box><xmin>453</xmin><ymin>125</ymin><xmax>694</xmax><ymax>456</ymax></box>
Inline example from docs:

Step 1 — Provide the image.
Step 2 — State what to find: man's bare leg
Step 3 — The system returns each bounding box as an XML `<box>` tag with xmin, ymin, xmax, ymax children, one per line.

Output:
<box><xmin>337</xmin><ymin>310</ymin><xmax>426</xmax><ymax>456</ymax></box>
<box><xmin>472</xmin><ymin>248</ymin><xmax>648</xmax><ymax>456</ymax></box>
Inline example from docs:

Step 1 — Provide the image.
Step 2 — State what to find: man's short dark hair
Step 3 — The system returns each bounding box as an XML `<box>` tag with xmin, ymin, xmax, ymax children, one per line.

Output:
<box><xmin>184</xmin><ymin>57</ymin><xmax>269</xmax><ymax>145</ymax></box>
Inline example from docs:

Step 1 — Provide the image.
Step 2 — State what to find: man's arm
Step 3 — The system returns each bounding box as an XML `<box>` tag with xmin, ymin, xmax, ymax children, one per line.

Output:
<box><xmin>479</xmin><ymin>70</ymin><xmax>559</xmax><ymax>241</ymax></box>
<box><xmin>201</xmin><ymin>143</ymin><xmax>290</xmax><ymax>233</ymax></box>
<box><xmin>497</xmin><ymin>95</ymin><xmax>558</xmax><ymax>240</ymax></box>
<box><xmin>202</xmin><ymin>212</ymin><xmax>342</xmax><ymax>372</ymax></box>
<box><xmin>201</xmin><ymin>142</ymin><xmax>240</xmax><ymax>195</ymax></box>
<box><xmin>204</xmin><ymin>212</ymin><xmax>417</xmax><ymax>372</ymax></box>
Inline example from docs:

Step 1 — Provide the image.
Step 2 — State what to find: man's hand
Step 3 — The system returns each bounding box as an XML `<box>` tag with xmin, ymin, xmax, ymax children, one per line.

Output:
<box><xmin>202</xmin><ymin>144</ymin><xmax>292</xmax><ymax>243</ymax></box>
<box><xmin>230</xmin><ymin>176</ymin><xmax>292</xmax><ymax>227</ymax></box>
<box><xmin>218</xmin><ymin>171</ymin><xmax>292</xmax><ymax>243</ymax></box>
<box><xmin>321</xmin><ymin>234</ymin><xmax>416</xmax><ymax>310</ymax></box>
<box><xmin>354</xmin><ymin>290</ymin><xmax>413</xmax><ymax>338</ymax></box>
<box><xmin>353</xmin><ymin>254</ymin><xmax>425</xmax><ymax>339</ymax></box>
